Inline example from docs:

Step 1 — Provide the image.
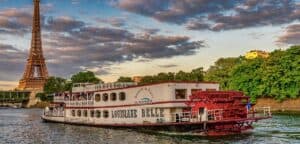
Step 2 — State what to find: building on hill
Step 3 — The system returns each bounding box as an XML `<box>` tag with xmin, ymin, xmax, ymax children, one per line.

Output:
<box><xmin>245</xmin><ymin>50</ymin><xmax>269</xmax><ymax>59</ymax></box>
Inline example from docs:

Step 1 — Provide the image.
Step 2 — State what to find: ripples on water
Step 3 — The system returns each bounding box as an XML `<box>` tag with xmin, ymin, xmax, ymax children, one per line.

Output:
<box><xmin>0</xmin><ymin>109</ymin><xmax>299</xmax><ymax>144</ymax></box>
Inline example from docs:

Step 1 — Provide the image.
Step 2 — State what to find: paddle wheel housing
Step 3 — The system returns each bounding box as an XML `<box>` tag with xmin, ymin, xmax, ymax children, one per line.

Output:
<box><xmin>186</xmin><ymin>91</ymin><xmax>269</xmax><ymax>136</ymax></box>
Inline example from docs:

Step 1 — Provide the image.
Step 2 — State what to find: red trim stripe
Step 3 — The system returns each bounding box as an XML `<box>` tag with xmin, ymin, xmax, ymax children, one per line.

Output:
<box><xmin>65</xmin><ymin>100</ymin><xmax>188</xmax><ymax>109</ymax></box>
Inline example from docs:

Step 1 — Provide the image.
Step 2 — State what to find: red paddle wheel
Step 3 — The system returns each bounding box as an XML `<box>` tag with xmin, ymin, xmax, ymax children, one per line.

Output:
<box><xmin>186</xmin><ymin>91</ymin><xmax>260</xmax><ymax>136</ymax></box>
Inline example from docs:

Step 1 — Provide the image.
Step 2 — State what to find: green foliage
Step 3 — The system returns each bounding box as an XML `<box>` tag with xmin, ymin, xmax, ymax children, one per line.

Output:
<box><xmin>42</xmin><ymin>71</ymin><xmax>102</xmax><ymax>97</ymax></box>
<box><xmin>36</xmin><ymin>92</ymin><xmax>53</xmax><ymax>102</ymax></box>
<box><xmin>261</xmin><ymin>46</ymin><xmax>300</xmax><ymax>101</ymax></box>
<box><xmin>228</xmin><ymin>58</ymin><xmax>265</xmax><ymax>102</ymax></box>
<box><xmin>205</xmin><ymin>57</ymin><xmax>242</xmax><ymax>89</ymax></box>
<box><xmin>71</xmin><ymin>71</ymin><xmax>103</xmax><ymax>84</ymax></box>
<box><xmin>205</xmin><ymin>45</ymin><xmax>300</xmax><ymax>102</ymax></box>
<box><xmin>140</xmin><ymin>68</ymin><xmax>204</xmax><ymax>84</ymax></box>
<box><xmin>44</xmin><ymin>77</ymin><xmax>68</xmax><ymax>94</ymax></box>
<box><xmin>116</xmin><ymin>76</ymin><xmax>133</xmax><ymax>82</ymax></box>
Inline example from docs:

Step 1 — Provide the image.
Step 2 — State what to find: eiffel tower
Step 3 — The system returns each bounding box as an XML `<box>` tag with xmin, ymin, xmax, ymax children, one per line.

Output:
<box><xmin>18</xmin><ymin>0</ymin><xmax>48</xmax><ymax>91</ymax></box>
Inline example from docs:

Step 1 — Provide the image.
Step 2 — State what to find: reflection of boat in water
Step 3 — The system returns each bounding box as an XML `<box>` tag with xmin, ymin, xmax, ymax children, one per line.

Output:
<box><xmin>41</xmin><ymin>81</ymin><xmax>271</xmax><ymax>136</ymax></box>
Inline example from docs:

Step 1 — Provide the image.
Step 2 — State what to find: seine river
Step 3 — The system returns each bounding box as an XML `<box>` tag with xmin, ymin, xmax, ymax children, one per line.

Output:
<box><xmin>0</xmin><ymin>108</ymin><xmax>299</xmax><ymax>144</ymax></box>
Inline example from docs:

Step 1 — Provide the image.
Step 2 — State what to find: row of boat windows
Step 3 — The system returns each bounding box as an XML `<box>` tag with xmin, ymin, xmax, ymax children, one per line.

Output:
<box><xmin>71</xmin><ymin>109</ymin><xmax>109</xmax><ymax>118</ymax></box>
<box><xmin>94</xmin><ymin>92</ymin><xmax>126</xmax><ymax>102</ymax></box>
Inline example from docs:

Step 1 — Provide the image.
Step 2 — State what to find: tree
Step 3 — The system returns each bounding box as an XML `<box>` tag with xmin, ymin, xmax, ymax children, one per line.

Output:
<box><xmin>261</xmin><ymin>46</ymin><xmax>300</xmax><ymax>100</ymax></box>
<box><xmin>116</xmin><ymin>77</ymin><xmax>133</xmax><ymax>82</ymax></box>
<box><xmin>71</xmin><ymin>71</ymin><xmax>102</xmax><ymax>84</ymax></box>
<box><xmin>36</xmin><ymin>92</ymin><xmax>52</xmax><ymax>101</ymax></box>
<box><xmin>139</xmin><ymin>68</ymin><xmax>204</xmax><ymax>84</ymax></box>
<box><xmin>175</xmin><ymin>71</ymin><xmax>190</xmax><ymax>81</ymax></box>
<box><xmin>190</xmin><ymin>67</ymin><xmax>204</xmax><ymax>81</ymax></box>
<box><xmin>228</xmin><ymin>58</ymin><xmax>265</xmax><ymax>102</ymax></box>
<box><xmin>205</xmin><ymin>57</ymin><xmax>242</xmax><ymax>89</ymax></box>
<box><xmin>140</xmin><ymin>76</ymin><xmax>154</xmax><ymax>84</ymax></box>
<box><xmin>44</xmin><ymin>77</ymin><xmax>68</xmax><ymax>94</ymax></box>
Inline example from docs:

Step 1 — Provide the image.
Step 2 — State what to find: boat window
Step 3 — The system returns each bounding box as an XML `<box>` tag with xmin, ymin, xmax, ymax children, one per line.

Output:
<box><xmin>77</xmin><ymin>110</ymin><xmax>81</xmax><ymax>117</ymax></box>
<box><xmin>95</xmin><ymin>94</ymin><xmax>101</xmax><ymax>102</ymax></box>
<box><xmin>96</xmin><ymin>110</ymin><xmax>101</xmax><ymax>118</ymax></box>
<box><xmin>83</xmin><ymin>110</ymin><xmax>88</xmax><ymax>117</ymax></box>
<box><xmin>103</xmin><ymin>110</ymin><xmax>109</xmax><ymax>118</ymax></box>
<box><xmin>175</xmin><ymin>89</ymin><xmax>187</xmax><ymax>99</ymax></box>
<box><xmin>110</xmin><ymin>93</ymin><xmax>117</xmax><ymax>101</ymax></box>
<box><xmin>119</xmin><ymin>92</ymin><xmax>126</xmax><ymax>101</ymax></box>
<box><xmin>191</xmin><ymin>89</ymin><xmax>202</xmax><ymax>95</ymax></box>
<box><xmin>103</xmin><ymin>93</ymin><xmax>109</xmax><ymax>101</ymax></box>
<box><xmin>71</xmin><ymin>110</ymin><xmax>75</xmax><ymax>117</ymax></box>
<box><xmin>90</xmin><ymin>110</ymin><xmax>95</xmax><ymax>118</ymax></box>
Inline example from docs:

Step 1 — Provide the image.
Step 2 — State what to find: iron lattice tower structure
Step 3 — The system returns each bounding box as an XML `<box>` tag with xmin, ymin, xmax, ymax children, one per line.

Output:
<box><xmin>19</xmin><ymin>0</ymin><xmax>48</xmax><ymax>90</ymax></box>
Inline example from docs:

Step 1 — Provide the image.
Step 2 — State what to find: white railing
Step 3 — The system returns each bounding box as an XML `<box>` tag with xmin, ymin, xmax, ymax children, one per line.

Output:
<box><xmin>44</xmin><ymin>109</ymin><xmax>64</xmax><ymax>117</ymax></box>
<box><xmin>248</xmin><ymin>106</ymin><xmax>271</xmax><ymax>118</ymax></box>
<box><xmin>169</xmin><ymin>112</ymin><xmax>194</xmax><ymax>123</ymax></box>
<box><xmin>207</xmin><ymin>109</ymin><xmax>224</xmax><ymax>121</ymax></box>
<box><xmin>72</xmin><ymin>82</ymin><xmax>138</xmax><ymax>92</ymax></box>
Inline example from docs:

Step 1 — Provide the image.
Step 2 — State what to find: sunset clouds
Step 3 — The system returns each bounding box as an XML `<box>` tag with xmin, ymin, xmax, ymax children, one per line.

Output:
<box><xmin>0</xmin><ymin>0</ymin><xmax>299</xmax><ymax>89</ymax></box>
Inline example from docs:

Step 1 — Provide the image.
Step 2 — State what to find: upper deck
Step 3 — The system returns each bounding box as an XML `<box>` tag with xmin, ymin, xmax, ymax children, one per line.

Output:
<box><xmin>72</xmin><ymin>82</ymin><xmax>138</xmax><ymax>93</ymax></box>
<box><xmin>53</xmin><ymin>81</ymin><xmax>220</xmax><ymax>108</ymax></box>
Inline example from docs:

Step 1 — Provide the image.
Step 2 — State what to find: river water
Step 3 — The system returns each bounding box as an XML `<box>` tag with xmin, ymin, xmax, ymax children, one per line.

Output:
<box><xmin>0</xmin><ymin>108</ymin><xmax>299</xmax><ymax>144</ymax></box>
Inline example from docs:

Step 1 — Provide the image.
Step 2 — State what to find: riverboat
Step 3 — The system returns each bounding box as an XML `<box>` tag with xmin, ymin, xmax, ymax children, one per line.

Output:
<box><xmin>41</xmin><ymin>81</ymin><xmax>271</xmax><ymax>136</ymax></box>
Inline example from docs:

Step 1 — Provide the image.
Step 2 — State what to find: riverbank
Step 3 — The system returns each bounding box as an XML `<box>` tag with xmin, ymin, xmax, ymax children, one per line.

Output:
<box><xmin>254</xmin><ymin>98</ymin><xmax>300</xmax><ymax>114</ymax></box>
<box><xmin>29</xmin><ymin>101</ymin><xmax>50</xmax><ymax>109</ymax></box>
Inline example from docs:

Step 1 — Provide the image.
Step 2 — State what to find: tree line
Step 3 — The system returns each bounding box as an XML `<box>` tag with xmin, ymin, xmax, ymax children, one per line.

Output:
<box><xmin>40</xmin><ymin>46</ymin><xmax>299</xmax><ymax>102</ymax></box>
<box><xmin>205</xmin><ymin>46</ymin><xmax>300</xmax><ymax>102</ymax></box>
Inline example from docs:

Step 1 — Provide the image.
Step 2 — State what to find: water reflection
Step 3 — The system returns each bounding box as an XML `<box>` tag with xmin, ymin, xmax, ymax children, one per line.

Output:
<box><xmin>0</xmin><ymin>109</ymin><xmax>299</xmax><ymax>144</ymax></box>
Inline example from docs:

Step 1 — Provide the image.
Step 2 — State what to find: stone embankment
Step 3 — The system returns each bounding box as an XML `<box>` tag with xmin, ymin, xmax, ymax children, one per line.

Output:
<box><xmin>254</xmin><ymin>98</ymin><xmax>300</xmax><ymax>114</ymax></box>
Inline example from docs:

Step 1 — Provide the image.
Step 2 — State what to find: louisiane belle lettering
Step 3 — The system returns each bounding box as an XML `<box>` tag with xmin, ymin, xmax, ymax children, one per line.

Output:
<box><xmin>142</xmin><ymin>108</ymin><xmax>164</xmax><ymax>118</ymax></box>
<box><xmin>111</xmin><ymin>108</ymin><xmax>164</xmax><ymax>118</ymax></box>
<box><xmin>112</xmin><ymin>109</ymin><xmax>138</xmax><ymax>118</ymax></box>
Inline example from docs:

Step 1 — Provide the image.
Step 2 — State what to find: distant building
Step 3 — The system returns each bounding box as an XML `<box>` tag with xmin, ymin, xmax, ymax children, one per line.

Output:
<box><xmin>132</xmin><ymin>76</ymin><xmax>143</xmax><ymax>83</ymax></box>
<box><xmin>245</xmin><ymin>50</ymin><xmax>269</xmax><ymax>59</ymax></box>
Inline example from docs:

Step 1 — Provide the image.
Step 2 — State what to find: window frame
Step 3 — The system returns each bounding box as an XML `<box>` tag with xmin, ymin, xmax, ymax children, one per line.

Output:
<box><xmin>103</xmin><ymin>110</ymin><xmax>109</xmax><ymax>118</ymax></box>
<box><xmin>96</xmin><ymin>110</ymin><xmax>101</xmax><ymax>118</ymax></box>
<box><xmin>110</xmin><ymin>93</ymin><xmax>117</xmax><ymax>101</ymax></box>
<box><xmin>77</xmin><ymin>110</ymin><xmax>82</xmax><ymax>117</ymax></box>
<box><xmin>90</xmin><ymin>110</ymin><xmax>95</xmax><ymax>118</ymax></box>
<box><xmin>119</xmin><ymin>92</ymin><xmax>126</xmax><ymax>101</ymax></box>
<box><xmin>83</xmin><ymin>110</ymin><xmax>88</xmax><ymax>117</ymax></box>
<box><xmin>102</xmin><ymin>93</ymin><xmax>109</xmax><ymax>101</ymax></box>
<box><xmin>71</xmin><ymin>110</ymin><xmax>75</xmax><ymax>117</ymax></box>
<box><xmin>175</xmin><ymin>89</ymin><xmax>187</xmax><ymax>99</ymax></box>
<box><xmin>95</xmin><ymin>93</ymin><xmax>101</xmax><ymax>102</ymax></box>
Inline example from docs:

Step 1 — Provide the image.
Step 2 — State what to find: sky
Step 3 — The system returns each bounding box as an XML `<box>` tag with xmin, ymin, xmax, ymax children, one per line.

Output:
<box><xmin>0</xmin><ymin>0</ymin><xmax>299</xmax><ymax>90</ymax></box>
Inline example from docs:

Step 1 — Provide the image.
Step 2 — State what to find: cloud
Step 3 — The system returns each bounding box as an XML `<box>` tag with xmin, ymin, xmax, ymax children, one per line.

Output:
<box><xmin>0</xmin><ymin>3</ymin><xmax>55</xmax><ymax>35</ymax></box>
<box><xmin>0</xmin><ymin>8</ymin><xmax>32</xmax><ymax>35</ymax></box>
<box><xmin>96</xmin><ymin>17</ymin><xmax>126</xmax><ymax>27</ymax></box>
<box><xmin>41</xmin><ymin>18</ymin><xmax>204</xmax><ymax>78</ymax></box>
<box><xmin>0</xmin><ymin>44</ymin><xmax>27</xmax><ymax>81</ymax></box>
<box><xmin>157</xmin><ymin>64</ymin><xmax>178</xmax><ymax>68</ymax></box>
<box><xmin>44</xmin><ymin>16</ymin><xmax>85</xmax><ymax>32</ymax></box>
<box><xmin>141</xmin><ymin>28</ymin><xmax>160</xmax><ymax>35</ymax></box>
<box><xmin>277</xmin><ymin>24</ymin><xmax>300</xmax><ymax>45</ymax></box>
<box><xmin>114</xmin><ymin>0</ymin><xmax>300</xmax><ymax>31</ymax></box>
<box><xmin>43</xmin><ymin>26</ymin><xmax>204</xmax><ymax>75</ymax></box>
<box><xmin>0</xmin><ymin>4</ymin><xmax>205</xmax><ymax>80</ymax></box>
